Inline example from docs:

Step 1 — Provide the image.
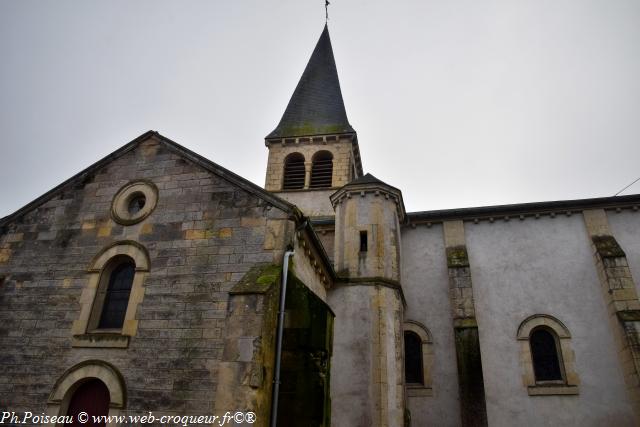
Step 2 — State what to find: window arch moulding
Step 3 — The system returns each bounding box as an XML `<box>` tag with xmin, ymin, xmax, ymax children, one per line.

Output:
<box><xmin>72</xmin><ymin>241</ymin><xmax>150</xmax><ymax>348</ymax></box>
<box><xmin>47</xmin><ymin>360</ymin><xmax>126</xmax><ymax>421</ymax></box>
<box><xmin>404</xmin><ymin>320</ymin><xmax>434</xmax><ymax>397</ymax></box>
<box><xmin>517</xmin><ymin>314</ymin><xmax>580</xmax><ymax>396</ymax></box>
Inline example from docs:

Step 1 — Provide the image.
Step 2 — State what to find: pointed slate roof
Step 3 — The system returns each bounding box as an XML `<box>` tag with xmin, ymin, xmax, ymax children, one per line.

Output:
<box><xmin>343</xmin><ymin>173</ymin><xmax>403</xmax><ymax>194</ymax></box>
<box><xmin>266</xmin><ymin>25</ymin><xmax>355</xmax><ymax>139</ymax></box>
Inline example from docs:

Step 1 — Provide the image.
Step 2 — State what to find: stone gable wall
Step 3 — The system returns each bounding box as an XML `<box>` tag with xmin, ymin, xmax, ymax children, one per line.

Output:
<box><xmin>0</xmin><ymin>136</ymin><xmax>290</xmax><ymax>418</ymax></box>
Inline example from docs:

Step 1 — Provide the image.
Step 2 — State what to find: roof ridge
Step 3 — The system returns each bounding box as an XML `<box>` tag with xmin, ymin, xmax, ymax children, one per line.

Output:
<box><xmin>0</xmin><ymin>131</ymin><xmax>295</xmax><ymax>227</ymax></box>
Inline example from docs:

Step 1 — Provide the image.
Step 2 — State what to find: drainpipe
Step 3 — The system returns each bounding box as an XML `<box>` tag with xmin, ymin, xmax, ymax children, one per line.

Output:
<box><xmin>270</xmin><ymin>250</ymin><xmax>294</xmax><ymax>427</ymax></box>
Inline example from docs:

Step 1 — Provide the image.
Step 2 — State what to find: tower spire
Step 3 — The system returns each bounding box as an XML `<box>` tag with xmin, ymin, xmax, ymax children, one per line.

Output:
<box><xmin>266</xmin><ymin>25</ymin><xmax>354</xmax><ymax>139</ymax></box>
<box><xmin>325</xmin><ymin>0</ymin><xmax>330</xmax><ymax>22</ymax></box>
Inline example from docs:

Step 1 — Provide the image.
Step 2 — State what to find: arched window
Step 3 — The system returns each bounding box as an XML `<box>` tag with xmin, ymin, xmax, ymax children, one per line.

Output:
<box><xmin>404</xmin><ymin>331</ymin><xmax>423</xmax><ymax>385</ymax></box>
<box><xmin>97</xmin><ymin>257</ymin><xmax>135</xmax><ymax>329</ymax></box>
<box><xmin>65</xmin><ymin>379</ymin><xmax>110</xmax><ymax>427</ymax></box>
<box><xmin>283</xmin><ymin>153</ymin><xmax>305</xmax><ymax>190</ymax></box>
<box><xmin>310</xmin><ymin>151</ymin><xmax>333</xmax><ymax>188</ymax></box>
<box><xmin>517</xmin><ymin>314</ymin><xmax>579</xmax><ymax>395</ymax></box>
<box><xmin>403</xmin><ymin>321</ymin><xmax>433</xmax><ymax>396</ymax></box>
<box><xmin>530</xmin><ymin>328</ymin><xmax>563</xmax><ymax>382</ymax></box>
<box><xmin>73</xmin><ymin>241</ymin><xmax>149</xmax><ymax>347</ymax></box>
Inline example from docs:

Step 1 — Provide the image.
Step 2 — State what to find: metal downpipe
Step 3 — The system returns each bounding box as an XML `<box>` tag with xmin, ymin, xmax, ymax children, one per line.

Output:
<box><xmin>270</xmin><ymin>250</ymin><xmax>294</xmax><ymax>427</ymax></box>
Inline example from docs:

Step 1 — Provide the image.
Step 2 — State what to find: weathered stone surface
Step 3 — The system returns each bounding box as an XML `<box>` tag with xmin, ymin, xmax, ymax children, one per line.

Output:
<box><xmin>0</xmin><ymin>136</ymin><xmax>291</xmax><ymax>418</ymax></box>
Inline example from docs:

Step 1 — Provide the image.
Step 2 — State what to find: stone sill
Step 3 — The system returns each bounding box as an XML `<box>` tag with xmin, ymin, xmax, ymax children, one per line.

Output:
<box><xmin>407</xmin><ymin>385</ymin><xmax>433</xmax><ymax>397</ymax></box>
<box><xmin>72</xmin><ymin>332</ymin><xmax>130</xmax><ymax>348</ymax></box>
<box><xmin>528</xmin><ymin>384</ymin><xmax>579</xmax><ymax>396</ymax></box>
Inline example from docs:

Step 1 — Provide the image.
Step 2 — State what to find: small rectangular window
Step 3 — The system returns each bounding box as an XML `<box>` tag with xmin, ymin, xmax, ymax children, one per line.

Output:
<box><xmin>360</xmin><ymin>231</ymin><xmax>368</xmax><ymax>252</ymax></box>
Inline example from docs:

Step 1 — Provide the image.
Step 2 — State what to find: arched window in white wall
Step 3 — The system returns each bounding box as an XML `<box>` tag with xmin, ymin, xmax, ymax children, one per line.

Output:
<box><xmin>530</xmin><ymin>327</ymin><xmax>564</xmax><ymax>382</ymax></box>
<box><xmin>404</xmin><ymin>320</ymin><xmax>433</xmax><ymax>397</ymax></box>
<box><xmin>517</xmin><ymin>314</ymin><xmax>579</xmax><ymax>395</ymax></box>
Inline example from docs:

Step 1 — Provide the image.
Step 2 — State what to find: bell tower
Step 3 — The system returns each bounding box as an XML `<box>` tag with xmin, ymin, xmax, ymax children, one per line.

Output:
<box><xmin>264</xmin><ymin>25</ymin><xmax>363</xmax><ymax>218</ymax></box>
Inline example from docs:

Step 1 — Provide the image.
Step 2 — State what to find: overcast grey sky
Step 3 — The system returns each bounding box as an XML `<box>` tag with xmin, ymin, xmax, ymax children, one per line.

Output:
<box><xmin>1</xmin><ymin>0</ymin><xmax>639</xmax><ymax>217</ymax></box>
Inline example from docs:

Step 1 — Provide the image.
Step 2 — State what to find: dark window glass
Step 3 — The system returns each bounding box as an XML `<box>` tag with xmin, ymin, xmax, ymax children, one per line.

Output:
<box><xmin>360</xmin><ymin>231</ymin><xmax>368</xmax><ymax>252</ymax></box>
<box><xmin>99</xmin><ymin>261</ymin><xmax>135</xmax><ymax>329</ymax></box>
<box><xmin>310</xmin><ymin>151</ymin><xmax>333</xmax><ymax>188</ymax></box>
<box><xmin>127</xmin><ymin>193</ymin><xmax>146</xmax><ymax>214</ymax></box>
<box><xmin>404</xmin><ymin>331</ymin><xmax>423</xmax><ymax>384</ymax></box>
<box><xmin>530</xmin><ymin>328</ymin><xmax>563</xmax><ymax>381</ymax></box>
<box><xmin>283</xmin><ymin>153</ymin><xmax>305</xmax><ymax>190</ymax></box>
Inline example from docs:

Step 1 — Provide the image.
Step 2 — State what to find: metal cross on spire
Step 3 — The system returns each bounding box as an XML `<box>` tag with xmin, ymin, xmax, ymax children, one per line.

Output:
<box><xmin>325</xmin><ymin>0</ymin><xmax>330</xmax><ymax>22</ymax></box>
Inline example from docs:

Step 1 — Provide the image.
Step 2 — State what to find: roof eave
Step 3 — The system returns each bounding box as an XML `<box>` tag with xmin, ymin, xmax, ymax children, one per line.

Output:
<box><xmin>406</xmin><ymin>194</ymin><xmax>640</xmax><ymax>224</ymax></box>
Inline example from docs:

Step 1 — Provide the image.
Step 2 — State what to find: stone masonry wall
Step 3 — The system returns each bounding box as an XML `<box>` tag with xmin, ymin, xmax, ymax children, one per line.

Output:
<box><xmin>264</xmin><ymin>137</ymin><xmax>354</xmax><ymax>192</ymax></box>
<box><xmin>0</xmin><ymin>135</ymin><xmax>291</xmax><ymax>419</ymax></box>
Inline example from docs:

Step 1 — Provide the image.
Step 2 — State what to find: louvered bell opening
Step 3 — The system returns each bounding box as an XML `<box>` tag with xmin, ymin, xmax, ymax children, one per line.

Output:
<box><xmin>283</xmin><ymin>154</ymin><xmax>306</xmax><ymax>190</ymax></box>
<box><xmin>310</xmin><ymin>153</ymin><xmax>333</xmax><ymax>188</ymax></box>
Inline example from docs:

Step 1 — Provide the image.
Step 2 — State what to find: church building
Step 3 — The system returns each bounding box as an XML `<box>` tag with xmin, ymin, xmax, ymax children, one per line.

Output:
<box><xmin>2</xmin><ymin>24</ymin><xmax>640</xmax><ymax>427</ymax></box>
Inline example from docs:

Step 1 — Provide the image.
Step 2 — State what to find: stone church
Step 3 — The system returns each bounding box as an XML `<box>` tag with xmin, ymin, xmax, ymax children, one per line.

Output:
<box><xmin>2</xmin><ymin>24</ymin><xmax>640</xmax><ymax>427</ymax></box>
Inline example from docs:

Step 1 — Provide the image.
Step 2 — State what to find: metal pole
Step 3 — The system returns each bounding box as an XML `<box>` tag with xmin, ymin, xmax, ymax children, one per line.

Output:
<box><xmin>270</xmin><ymin>250</ymin><xmax>294</xmax><ymax>427</ymax></box>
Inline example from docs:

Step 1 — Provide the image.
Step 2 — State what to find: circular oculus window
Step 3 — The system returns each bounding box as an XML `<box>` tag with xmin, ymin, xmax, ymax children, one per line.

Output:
<box><xmin>111</xmin><ymin>181</ymin><xmax>158</xmax><ymax>225</ymax></box>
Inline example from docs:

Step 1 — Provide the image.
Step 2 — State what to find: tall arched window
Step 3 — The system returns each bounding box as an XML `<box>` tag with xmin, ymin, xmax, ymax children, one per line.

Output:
<box><xmin>530</xmin><ymin>328</ymin><xmax>563</xmax><ymax>382</ymax></box>
<box><xmin>310</xmin><ymin>151</ymin><xmax>333</xmax><ymax>188</ymax></box>
<box><xmin>74</xmin><ymin>241</ymin><xmax>149</xmax><ymax>347</ymax></box>
<box><xmin>98</xmin><ymin>257</ymin><xmax>135</xmax><ymax>329</ymax></box>
<box><xmin>404</xmin><ymin>331</ymin><xmax>423</xmax><ymax>385</ymax></box>
<box><xmin>517</xmin><ymin>314</ymin><xmax>579</xmax><ymax>395</ymax></box>
<box><xmin>283</xmin><ymin>153</ymin><xmax>305</xmax><ymax>190</ymax></box>
<box><xmin>403</xmin><ymin>321</ymin><xmax>433</xmax><ymax>396</ymax></box>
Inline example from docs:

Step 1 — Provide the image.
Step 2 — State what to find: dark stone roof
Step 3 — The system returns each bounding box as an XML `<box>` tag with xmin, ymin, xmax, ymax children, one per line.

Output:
<box><xmin>344</xmin><ymin>173</ymin><xmax>402</xmax><ymax>194</ymax></box>
<box><xmin>266</xmin><ymin>25</ymin><xmax>355</xmax><ymax>139</ymax></box>
<box><xmin>347</xmin><ymin>173</ymin><xmax>385</xmax><ymax>186</ymax></box>
<box><xmin>406</xmin><ymin>194</ymin><xmax>640</xmax><ymax>224</ymax></box>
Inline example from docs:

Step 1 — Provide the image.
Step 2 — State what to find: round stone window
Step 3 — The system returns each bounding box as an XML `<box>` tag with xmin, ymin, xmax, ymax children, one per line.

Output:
<box><xmin>111</xmin><ymin>181</ymin><xmax>158</xmax><ymax>225</ymax></box>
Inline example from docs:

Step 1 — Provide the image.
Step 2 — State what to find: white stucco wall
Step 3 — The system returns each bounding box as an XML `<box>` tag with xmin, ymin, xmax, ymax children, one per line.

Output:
<box><xmin>328</xmin><ymin>284</ymin><xmax>405</xmax><ymax>427</ymax></box>
<box><xmin>401</xmin><ymin>225</ymin><xmax>462</xmax><ymax>427</ymax></box>
<box><xmin>327</xmin><ymin>285</ymin><xmax>376</xmax><ymax>427</ymax></box>
<box><xmin>608</xmin><ymin>210</ymin><xmax>640</xmax><ymax>296</ymax></box>
<box><xmin>464</xmin><ymin>214</ymin><xmax>634</xmax><ymax>426</ymax></box>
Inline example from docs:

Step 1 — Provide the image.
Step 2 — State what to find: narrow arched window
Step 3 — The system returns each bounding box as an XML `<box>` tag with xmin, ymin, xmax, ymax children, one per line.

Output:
<box><xmin>310</xmin><ymin>151</ymin><xmax>333</xmax><ymax>188</ymax></box>
<box><xmin>98</xmin><ymin>258</ymin><xmax>135</xmax><ymax>329</ymax></box>
<box><xmin>283</xmin><ymin>153</ymin><xmax>305</xmax><ymax>190</ymax></box>
<box><xmin>530</xmin><ymin>328</ymin><xmax>563</xmax><ymax>382</ymax></box>
<box><xmin>404</xmin><ymin>331</ymin><xmax>423</xmax><ymax>385</ymax></box>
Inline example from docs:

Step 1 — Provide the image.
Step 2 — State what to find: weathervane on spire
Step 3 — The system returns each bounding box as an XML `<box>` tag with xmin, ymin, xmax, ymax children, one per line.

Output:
<box><xmin>325</xmin><ymin>0</ymin><xmax>330</xmax><ymax>22</ymax></box>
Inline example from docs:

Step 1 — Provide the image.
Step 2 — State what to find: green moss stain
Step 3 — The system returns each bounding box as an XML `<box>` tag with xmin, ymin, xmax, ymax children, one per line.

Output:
<box><xmin>447</xmin><ymin>245</ymin><xmax>470</xmax><ymax>268</ymax></box>
<box><xmin>592</xmin><ymin>235</ymin><xmax>626</xmax><ymax>258</ymax></box>
<box><xmin>277</xmin><ymin>122</ymin><xmax>349</xmax><ymax>138</ymax></box>
<box><xmin>454</xmin><ymin>327</ymin><xmax>488</xmax><ymax>427</ymax></box>
<box><xmin>230</xmin><ymin>264</ymin><xmax>281</xmax><ymax>294</ymax></box>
